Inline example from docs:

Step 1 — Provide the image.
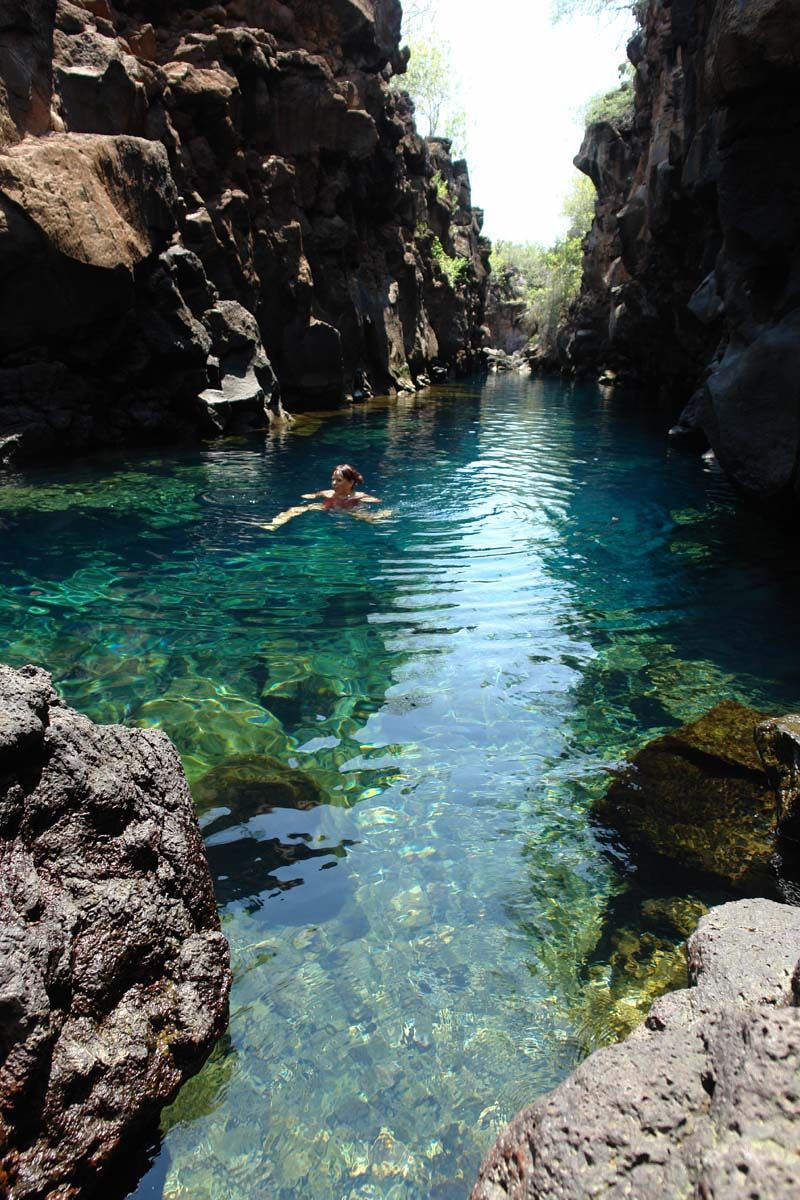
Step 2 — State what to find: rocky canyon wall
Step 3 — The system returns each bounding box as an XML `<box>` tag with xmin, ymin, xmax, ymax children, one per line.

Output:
<box><xmin>564</xmin><ymin>0</ymin><xmax>800</xmax><ymax>510</ymax></box>
<box><xmin>0</xmin><ymin>0</ymin><xmax>490</xmax><ymax>461</ymax></box>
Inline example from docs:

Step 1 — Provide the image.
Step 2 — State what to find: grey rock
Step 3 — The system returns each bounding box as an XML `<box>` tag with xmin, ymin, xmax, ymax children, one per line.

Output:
<box><xmin>0</xmin><ymin>664</ymin><xmax>231</xmax><ymax>1200</ymax></box>
<box><xmin>472</xmin><ymin>899</ymin><xmax>800</xmax><ymax>1200</ymax></box>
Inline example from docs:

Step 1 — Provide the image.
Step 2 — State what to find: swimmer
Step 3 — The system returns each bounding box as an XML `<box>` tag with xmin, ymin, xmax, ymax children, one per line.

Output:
<box><xmin>260</xmin><ymin>463</ymin><xmax>382</xmax><ymax>530</ymax></box>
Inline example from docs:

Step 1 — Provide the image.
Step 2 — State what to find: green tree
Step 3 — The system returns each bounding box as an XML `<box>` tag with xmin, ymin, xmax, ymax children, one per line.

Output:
<box><xmin>398</xmin><ymin>40</ymin><xmax>468</xmax><ymax>156</ymax></box>
<box><xmin>563</xmin><ymin>173</ymin><xmax>597</xmax><ymax>237</ymax></box>
<box><xmin>489</xmin><ymin>175</ymin><xmax>596</xmax><ymax>357</ymax></box>
<box><xmin>401</xmin><ymin>0</ymin><xmax>435</xmax><ymax>41</ymax></box>
<box><xmin>552</xmin><ymin>0</ymin><xmax>645</xmax><ymax>20</ymax></box>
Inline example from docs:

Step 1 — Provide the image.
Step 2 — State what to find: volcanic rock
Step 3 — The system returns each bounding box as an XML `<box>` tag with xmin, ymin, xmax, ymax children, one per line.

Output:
<box><xmin>472</xmin><ymin>897</ymin><xmax>800</xmax><ymax>1200</ymax></box>
<box><xmin>0</xmin><ymin>0</ymin><xmax>490</xmax><ymax>460</ymax></box>
<box><xmin>593</xmin><ymin>700</ymin><xmax>776</xmax><ymax>889</ymax></box>
<box><xmin>755</xmin><ymin>713</ymin><xmax>800</xmax><ymax>843</ymax></box>
<box><xmin>563</xmin><ymin>0</ymin><xmax>800</xmax><ymax>511</ymax></box>
<box><xmin>0</xmin><ymin>663</ymin><xmax>231</xmax><ymax>1200</ymax></box>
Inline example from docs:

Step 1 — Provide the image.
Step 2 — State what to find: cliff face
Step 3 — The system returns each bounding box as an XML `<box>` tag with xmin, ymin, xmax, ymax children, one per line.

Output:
<box><xmin>564</xmin><ymin>0</ymin><xmax>800</xmax><ymax>509</ymax></box>
<box><xmin>0</xmin><ymin>0</ymin><xmax>490</xmax><ymax>461</ymax></box>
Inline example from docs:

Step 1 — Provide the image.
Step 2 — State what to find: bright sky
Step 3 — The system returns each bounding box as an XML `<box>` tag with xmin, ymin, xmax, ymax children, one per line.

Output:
<box><xmin>409</xmin><ymin>1</ymin><xmax>634</xmax><ymax>245</ymax></box>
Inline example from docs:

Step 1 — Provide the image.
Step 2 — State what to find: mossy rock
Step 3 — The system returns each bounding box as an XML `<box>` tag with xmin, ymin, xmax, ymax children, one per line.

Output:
<box><xmin>594</xmin><ymin>700</ymin><xmax>776</xmax><ymax>888</ymax></box>
<box><xmin>191</xmin><ymin>753</ymin><xmax>326</xmax><ymax>819</ymax></box>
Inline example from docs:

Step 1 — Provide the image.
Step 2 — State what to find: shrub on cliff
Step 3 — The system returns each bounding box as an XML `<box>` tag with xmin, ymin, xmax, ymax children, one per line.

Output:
<box><xmin>393</xmin><ymin>39</ymin><xmax>468</xmax><ymax>157</ymax></box>
<box><xmin>583</xmin><ymin>66</ymin><xmax>635</xmax><ymax>130</ymax></box>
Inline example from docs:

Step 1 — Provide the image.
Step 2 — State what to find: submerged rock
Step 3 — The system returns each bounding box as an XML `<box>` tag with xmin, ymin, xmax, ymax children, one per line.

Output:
<box><xmin>0</xmin><ymin>663</ymin><xmax>231</xmax><ymax>1200</ymax></box>
<box><xmin>192</xmin><ymin>751</ymin><xmax>326</xmax><ymax>817</ymax></box>
<box><xmin>594</xmin><ymin>700</ymin><xmax>776</xmax><ymax>888</ymax></box>
<box><xmin>472</xmin><ymin>897</ymin><xmax>800</xmax><ymax>1200</ymax></box>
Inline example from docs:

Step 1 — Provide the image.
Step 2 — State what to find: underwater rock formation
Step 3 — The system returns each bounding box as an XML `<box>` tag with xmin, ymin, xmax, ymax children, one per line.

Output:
<box><xmin>0</xmin><ymin>0</ymin><xmax>489</xmax><ymax>461</ymax></box>
<box><xmin>0</xmin><ymin>663</ymin><xmax>231</xmax><ymax>1199</ymax></box>
<box><xmin>564</xmin><ymin>0</ymin><xmax>800</xmax><ymax>510</ymax></box>
<box><xmin>472</xmin><ymin>897</ymin><xmax>800</xmax><ymax>1200</ymax></box>
<box><xmin>594</xmin><ymin>700</ymin><xmax>777</xmax><ymax>889</ymax></box>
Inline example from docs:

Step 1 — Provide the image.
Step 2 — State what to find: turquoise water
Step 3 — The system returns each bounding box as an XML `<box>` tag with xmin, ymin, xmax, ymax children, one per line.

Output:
<box><xmin>1</xmin><ymin>375</ymin><xmax>799</xmax><ymax>1199</ymax></box>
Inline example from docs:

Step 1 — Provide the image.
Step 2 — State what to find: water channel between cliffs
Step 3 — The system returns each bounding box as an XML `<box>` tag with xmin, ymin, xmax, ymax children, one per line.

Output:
<box><xmin>2</xmin><ymin>375</ymin><xmax>799</xmax><ymax>1199</ymax></box>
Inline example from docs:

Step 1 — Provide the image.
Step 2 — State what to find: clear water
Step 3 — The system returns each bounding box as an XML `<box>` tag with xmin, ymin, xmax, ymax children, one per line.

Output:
<box><xmin>2</xmin><ymin>375</ymin><xmax>799</xmax><ymax>1200</ymax></box>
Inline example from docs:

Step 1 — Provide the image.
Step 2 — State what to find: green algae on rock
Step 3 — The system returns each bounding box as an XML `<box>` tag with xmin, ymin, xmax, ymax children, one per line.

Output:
<box><xmin>594</xmin><ymin>700</ymin><xmax>776</xmax><ymax>888</ymax></box>
<box><xmin>192</xmin><ymin>753</ymin><xmax>327</xmax><ymax>817</ymax></box>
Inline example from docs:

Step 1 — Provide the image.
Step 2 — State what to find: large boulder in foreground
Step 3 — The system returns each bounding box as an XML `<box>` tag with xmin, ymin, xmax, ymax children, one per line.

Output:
<box><xmin>472</xmin><ymin>898</ymin><xmax>800</xmax><ymax>1200</ymax></box>
<box><xmin>593</xmin><ymin>700</ymin><xmax>777</xmax><ymax>888</ymax></box>
<box><xmin>0</xmin><ymin>664</ymin><xmax>231</xmax><ymax>1200</ymax></box>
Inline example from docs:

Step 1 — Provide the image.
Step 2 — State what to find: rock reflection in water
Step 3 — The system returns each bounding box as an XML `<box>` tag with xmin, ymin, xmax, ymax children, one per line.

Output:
<box><xmin>193</xmin><ymin>755</ymin><xmax>358</xmax><ymax>919</ymax></box>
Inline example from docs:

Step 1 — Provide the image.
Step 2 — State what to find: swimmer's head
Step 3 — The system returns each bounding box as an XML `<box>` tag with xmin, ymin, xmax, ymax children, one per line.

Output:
<box><xmin>331</xmin><ymin>464</ymin><xmax>363</xmax><ymax>491</ymax></box>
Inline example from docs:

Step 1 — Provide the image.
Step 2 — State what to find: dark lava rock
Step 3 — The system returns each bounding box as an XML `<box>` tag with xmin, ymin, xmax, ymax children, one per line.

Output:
<box><xmin>594</xmin><ymin>700</ymin><xmax>776</xmax><ymax>889</ymax></box>
<box><xmin>755</xmin><ymin>713</ymin><xmax>800</xmax><ymax>844</ymax></box>
<box><xmin>0</xmin><ymin>663</ymin><xmax>231</xmax><ymax>1200</ymax></box>
<box><xmin>0</xmin><ymin>0</ymin><xmax>489</xmax><ymax>460</ymax></box>
<box><xmin>563</xmin><ymin>0</ymin><xmax>800</xmax><ymax>512</ymax></box>
<box><xmin>472</xmin><ymin>897</ymin><xmax>800</xmax><ymax>1200</ymax></box>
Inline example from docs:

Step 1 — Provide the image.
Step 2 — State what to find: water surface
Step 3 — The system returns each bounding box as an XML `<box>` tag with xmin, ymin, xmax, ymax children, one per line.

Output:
<box><xmin>2</xmin><ymin>375</ymin><xmax>798</xmax><ymax>1199</ymax></box>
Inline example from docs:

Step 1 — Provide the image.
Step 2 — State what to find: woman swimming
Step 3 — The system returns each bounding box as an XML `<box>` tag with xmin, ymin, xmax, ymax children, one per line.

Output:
<box><xmin>260</xmin><ymin>463</ymin><xmax>381</xmax><ymax>530</ymax></box>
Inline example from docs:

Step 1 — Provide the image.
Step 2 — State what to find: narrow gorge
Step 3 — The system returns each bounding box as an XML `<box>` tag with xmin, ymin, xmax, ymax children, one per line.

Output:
<box><xmin>1</xmin><ymin>1</ymin><xmax>799</xmax><ymax>1199</ymax></box>
<box><xmin>564</xmin><ymin>0</ymin><xmax>800</xmax><ymax>510</ymax></box>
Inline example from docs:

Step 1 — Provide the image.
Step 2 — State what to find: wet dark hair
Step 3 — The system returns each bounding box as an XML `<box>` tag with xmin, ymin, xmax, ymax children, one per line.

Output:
<box><xmin>335</xmin><ymin>463</ymin><xmax>364</xmax><ymax>486</ymax></box>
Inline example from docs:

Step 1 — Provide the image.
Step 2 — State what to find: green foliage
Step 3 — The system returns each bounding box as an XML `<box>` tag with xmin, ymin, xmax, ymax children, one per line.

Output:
<box><xmin>583</xmin><ymin>76</ymin><xmax>635</xmax><ymax>129</ymax></box>
<box><xmin>490</xmin><ymin>175</ymin><xmax>596</xmax><ymax>356</ymax></box>
<box><xmin>563</xmin><ymin>173</ymin><xmax>597</xmax><ymax>238</ymax></box>
<box><xmin>432</xmin><ymin>170</ymin><xmax>452</xmax><ymax>207</ymax></box>
<box><xmin>393</xmin><ymin>39</ymin><xmax>468</xmax><ymax>158</ymax></box>
<box><xmin>432</xmin><ymin>236</ymin><xmax>470</xmax><ymax>288</ymax></box>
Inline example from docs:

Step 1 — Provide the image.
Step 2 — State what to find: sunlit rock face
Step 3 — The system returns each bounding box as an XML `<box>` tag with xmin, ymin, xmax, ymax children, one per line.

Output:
<box><xmin>0</xmin><ymin>0</ymin><xmax>490</xmax><ymax>460</ymax></box>
<box><xmin>564</xmin><ymin>0</ymin><xmax>800</xmax><ymax>511</ymax></box>
<box><xmin>0</xmin><ymin>663</ymin><xmax>231</xmax><ymax>1200</ymax></box>
<box><xmin>472</xmin><ymin>898</ymin><xmax>800</xmax><ymax>1200</ymax></box>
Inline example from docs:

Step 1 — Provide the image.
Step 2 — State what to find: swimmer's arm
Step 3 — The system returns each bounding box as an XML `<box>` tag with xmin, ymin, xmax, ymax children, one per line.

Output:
<box><xmin>259</xmin><ymin>503</ymin><xmax>322</xmax><ymax>531</ymax></box>
<box><xmin>355</xmin><ymin>492</ymin><xmax>380</xmax><ymax>503</ymax></box>
<box><xmin>301</xmin><ymin>489</ymin><xmax>333</xmax><ymax>499</ymax></box>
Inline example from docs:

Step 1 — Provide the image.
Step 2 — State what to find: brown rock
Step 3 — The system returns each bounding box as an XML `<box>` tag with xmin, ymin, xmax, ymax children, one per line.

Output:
<box><xmin>0</xmin><ymin>664</ymin><xmax>231</xmax><ymax>1200</ymax></box>
<box><xmin>0</xmin><ymin>131</ymin><xmax>175</xmax><ymax>271</ymax></box>
<box><xmin>594</xmin><ymin>700</ymin><xmax>776</xmax><ymax>888</ymax></box>
<box><xmin>755</xmin><ymin>713</ymin><xmax>800</xmax><ymax>840</ymax></box>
